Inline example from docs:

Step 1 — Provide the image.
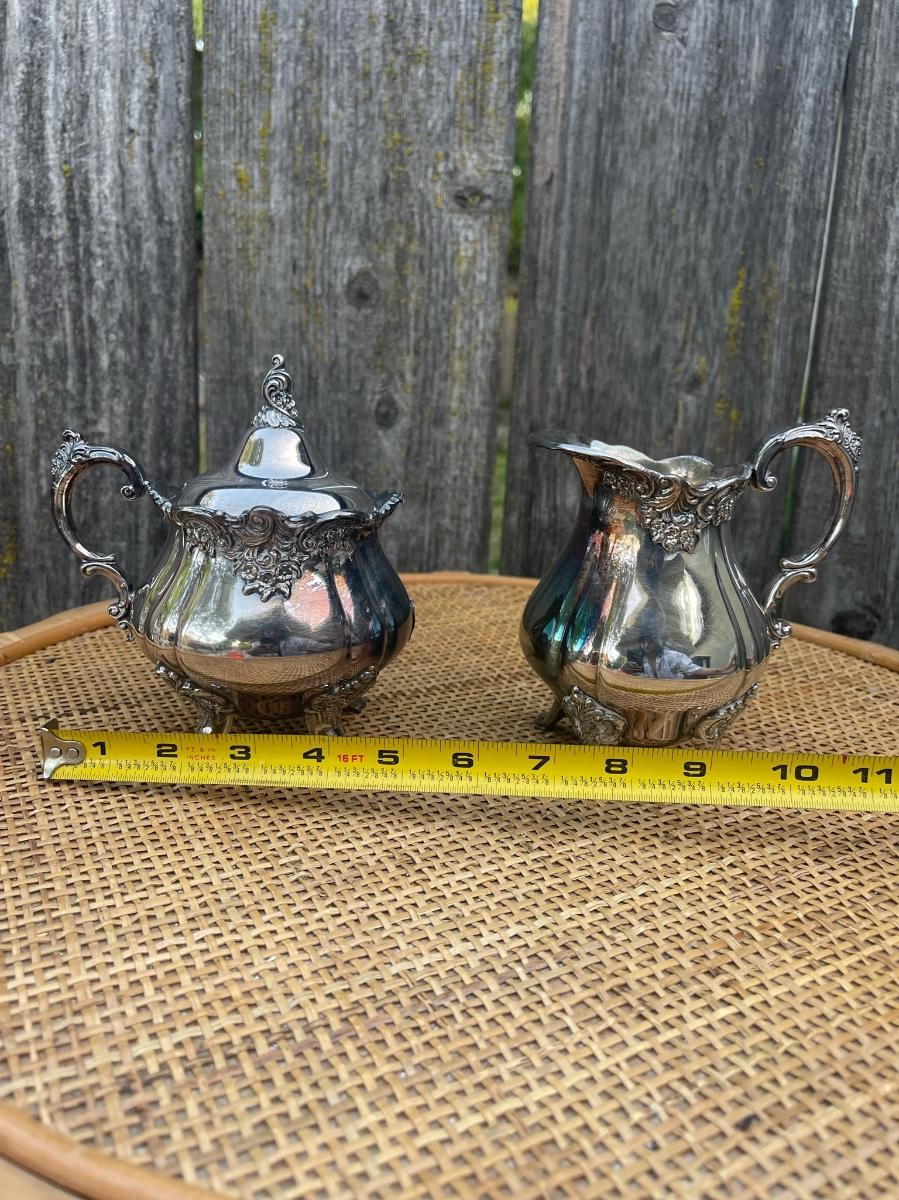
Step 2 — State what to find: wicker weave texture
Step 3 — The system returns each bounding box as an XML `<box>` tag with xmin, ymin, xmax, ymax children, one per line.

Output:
<box><xmin>1</xmin><ymin>579</ymin><xmax>898</xmax><ymax>1198</ymax></box>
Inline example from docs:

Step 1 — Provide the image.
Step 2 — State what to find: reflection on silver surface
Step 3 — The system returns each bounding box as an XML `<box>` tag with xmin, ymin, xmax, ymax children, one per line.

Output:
<box><xmin>52</xmin><ymin>355</ymin><xmax>413</xmax><ymax>733</ymax></box>
<box><xmin>522</xmin><ymin>411</ymin><xmax>861</xmax><ymax>746</ymax></box>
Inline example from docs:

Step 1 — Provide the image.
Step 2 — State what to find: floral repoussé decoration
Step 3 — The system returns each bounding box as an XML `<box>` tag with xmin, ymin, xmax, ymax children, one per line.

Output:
<box><xmin>596</xmin><ymin>465</ymin><xmax>749</xmax><ymax>554</ymax></box>
<box><xmin>177</xmin><ymin>495</ymin><xmax>401</xmax><ymax>601</ymax></box>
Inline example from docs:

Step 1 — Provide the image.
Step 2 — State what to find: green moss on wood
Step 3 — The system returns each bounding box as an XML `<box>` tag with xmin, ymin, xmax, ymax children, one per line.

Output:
<box><xmin>259</xmin><ymin>108</ymin><xmax>272</xmax><ymax>186</ymax></box>
<box><xmin>0</xmin><ymin>518</ymin><xmax>16</xmax><ymax>580</ymax></box>
<box><xmin>257</xmin><ymin>7</ymin><xmax>277</xmax><ymax>197</ymax></box>
<box><xmin>725</xmin><ymin>266</ymin><xmax>747</xmax><ymax>361</ymax></box>
<box><xmin>480</xmin><ymin>0</ymin><xmax>503</xmax><ymax>88</ymax></box>
<box><xmin>234</xmin><ymin>162</ymin><xmax>251</xmax><ymax>193</ymax></box>
<box><xmin>258</xmin><ymin>7</ymin><xmax>277</xmax><ymax>78</ymax></box>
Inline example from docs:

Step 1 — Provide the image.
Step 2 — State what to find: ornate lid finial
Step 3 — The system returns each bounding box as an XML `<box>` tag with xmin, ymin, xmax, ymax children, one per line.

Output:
<box><xmin>253</xmin><ymin>354</ymin><xmax>302</xmax><ymax>429</ymax></box>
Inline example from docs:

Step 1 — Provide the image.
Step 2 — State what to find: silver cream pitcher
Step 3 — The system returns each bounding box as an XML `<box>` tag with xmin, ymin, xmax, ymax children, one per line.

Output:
<box><xmin>521</xmin><ymin>410</ymin><xmax>861</xmax><ymax>747</ymax></box>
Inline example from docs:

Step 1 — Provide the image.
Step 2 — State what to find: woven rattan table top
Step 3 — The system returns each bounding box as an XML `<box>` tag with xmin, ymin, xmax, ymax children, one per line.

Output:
<box><xmin>1</xmin><ymin>574</ymin><xmax>898</xmax><ymax>1199</ymax></box>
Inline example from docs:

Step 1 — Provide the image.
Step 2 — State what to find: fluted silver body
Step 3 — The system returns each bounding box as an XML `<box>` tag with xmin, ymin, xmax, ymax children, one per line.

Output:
<box><xmin>522</xmin><ymin>412</ymin><xmax>861</xmax><ymax>747</ymax></box>
<box><xmin>51</xmin><ymin>354</ymin><xmax>413</xmax><ymax>733</ymax></box>
<box><xmin>131</xmin><ymin>521</ymin><xmax>411</xmax><ymax>718</ymax></box>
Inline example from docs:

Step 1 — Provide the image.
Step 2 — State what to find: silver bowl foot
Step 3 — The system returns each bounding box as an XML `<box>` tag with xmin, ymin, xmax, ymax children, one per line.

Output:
<box><xmin>154</xmin><ymin>662</ymin><xmax>235</xmax><ymax>734</ymax></box>
<box><xmin>303</xmin><ymin>665</ymin><xmax>379</xmax><ymax>737</ymax></box>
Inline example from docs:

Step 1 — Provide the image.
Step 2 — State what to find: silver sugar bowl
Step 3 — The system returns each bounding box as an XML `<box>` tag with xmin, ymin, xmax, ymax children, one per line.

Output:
<box><xmin>51</xmin><ymin>354</ymin><xmax>414</xmax><ymax>733</ymax></box>
<box><xmin>521</xmin><ymin>410</ymin><xmax>861</xmax><ymax>747</ymax></box>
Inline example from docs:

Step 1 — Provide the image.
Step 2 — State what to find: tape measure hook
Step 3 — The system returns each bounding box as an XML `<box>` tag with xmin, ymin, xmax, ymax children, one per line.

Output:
<box><xmin>39</xmin><ymin>717</ymin><xmax>87</xmax><ymax>779</ymax></box>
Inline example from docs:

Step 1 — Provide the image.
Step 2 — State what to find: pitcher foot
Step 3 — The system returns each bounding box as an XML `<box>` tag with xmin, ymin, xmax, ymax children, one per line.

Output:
<box><xmin>559</xmin><ymin>687</ymin><xmax>627</xmax><ymax>746</ymax></box>
<box><xmin>690</xmin><ymin>684</ymin><xmax>759</xmax><ymax>747</ymax></box>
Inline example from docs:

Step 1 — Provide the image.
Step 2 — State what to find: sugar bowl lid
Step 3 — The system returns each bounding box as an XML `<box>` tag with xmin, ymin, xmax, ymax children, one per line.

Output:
<box><xmin>178</xmin><ymin>354</ymin><xmax>385</xmax><ymax>518</ymax></box>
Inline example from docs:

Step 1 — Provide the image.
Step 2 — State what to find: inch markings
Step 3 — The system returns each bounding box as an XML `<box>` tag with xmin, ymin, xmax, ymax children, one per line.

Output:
<box><xmin>37</xmin><ymin>723</ymin><xmax>898</xmax><ymax>814</ymax></box>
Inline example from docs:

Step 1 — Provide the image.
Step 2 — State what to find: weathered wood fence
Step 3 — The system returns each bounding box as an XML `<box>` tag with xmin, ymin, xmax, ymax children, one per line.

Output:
<box><xmin>1</xmin><ymin>0</ymin><xmax>896</xmax><ymax>646</ymax></box>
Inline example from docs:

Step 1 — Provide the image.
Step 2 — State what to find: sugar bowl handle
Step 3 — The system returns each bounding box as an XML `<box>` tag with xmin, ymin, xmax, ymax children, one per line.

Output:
<box><xmin>749</xmin><ymin>409</ymin><xmax>861</xmax><ymax>644</ymax></box>
<box><xmin>50</xmin><ymin>430</ymin><xmax>172</xmax><ymax>637</ymax></box>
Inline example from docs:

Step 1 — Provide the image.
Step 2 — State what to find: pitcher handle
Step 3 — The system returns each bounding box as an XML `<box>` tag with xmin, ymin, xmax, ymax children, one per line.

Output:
<box><xmin>50</xmin><ymin>430</ymin><xmax>173</xmax><ymax>637</ymax></box>
<box><xmin>749</xmin><ymin>408</ymin><xmax>861</xmax><ymax>644</ymax></box>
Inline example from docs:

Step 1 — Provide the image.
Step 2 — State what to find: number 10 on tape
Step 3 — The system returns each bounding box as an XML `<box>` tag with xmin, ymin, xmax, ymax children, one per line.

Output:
<box><xmin>38</xmin><ymin>719</ymin><xmax>898</xmax><ymax>813</ymax></box>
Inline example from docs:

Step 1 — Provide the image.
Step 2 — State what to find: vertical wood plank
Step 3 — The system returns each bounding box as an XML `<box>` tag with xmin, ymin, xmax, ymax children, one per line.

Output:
<box><xmin>202</xmin><ymin>0</ymin><xmax>520</xmax><ymax>571</ymax></box>
<box><xmin>0</xmin><ymin>0</ymin><xmax>197</xmax><ymax>631</ymax></box>
<box><xmin>503</xmin><ymin>0</ymin><xmax>853</xmax><ymax>593</ymax></box>
<box><xmin>785</xmin><ymin>0</ymin><xmax>899</xmax><ymax>647</ymax></box>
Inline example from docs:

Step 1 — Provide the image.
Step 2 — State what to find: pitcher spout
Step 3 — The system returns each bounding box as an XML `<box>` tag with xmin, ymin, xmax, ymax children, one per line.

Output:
<box><xmin>530</xmin><ymin>428</ymin><xmax>751</xmax><ymax>554</ymax></box>
<box><xmin>372</xmin><ymin>491</ymin><xmax>403</xmax><ymax>525</ymax></box>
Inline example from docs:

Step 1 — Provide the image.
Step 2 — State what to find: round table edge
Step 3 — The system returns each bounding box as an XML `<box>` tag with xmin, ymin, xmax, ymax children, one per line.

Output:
<box><xmin>0</xmin><ymin>1102</ymin><xmax>222</xmax><ymax>1200</ymax></box>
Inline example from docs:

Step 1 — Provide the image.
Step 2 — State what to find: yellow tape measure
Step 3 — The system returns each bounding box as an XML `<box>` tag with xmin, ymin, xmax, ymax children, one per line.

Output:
<box><xmin>38</xmin><ymin>718</ymin><xmax>897</xmax><ymax>813</ymax></box>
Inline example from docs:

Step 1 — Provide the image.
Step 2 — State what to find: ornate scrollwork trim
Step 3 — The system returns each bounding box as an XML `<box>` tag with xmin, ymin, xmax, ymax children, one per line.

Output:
<box><xmin>176</xmin><ymin>496</ymin><xmax>401</xmax><ymax>601</ymax></box>
<box><xmin>303</xmin><ymin>665</ymin><xmax>380</xmax><ymax>735</ymax></box>
<box><xmin>690</xmin><ymin>684</ymin><xmax>759</xmax><ymax>747</ymax></box>
<box><xmin>51</xmin><ymin>430</ymin><xmax>175</xmax><ymax>638</ymax></box>
<box><xmin>51</xmin><ymin>429</ymin><xmax>91</xmax><ymax>485</ymax></box>
<box><xmin>596</xmin><ymin>464</ymin><xmax>749</xmax><ymax>554</ymax></box>
<box><xmin>816</xmin><ymin>408</ymin><xmax>862</xmax><ymax>464</ymax></box>
<box><xmin>560</xmin><ymin>686</ymin><xmax>628</xmax><ymax>745</ymax></box>
<box><xmin>750</xmin><ymin>408</ymin><xmax>860</xmax><ymax>642</ymax></box>
<box><xmin>253</xmin><ymin>354</ymin><xmax>301</xmax><ymax>428</ymax></box>
<box><xmin>154</xmin><ymin>662</ymin><xmax>235</xmax><ymax>734</ymax></box>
